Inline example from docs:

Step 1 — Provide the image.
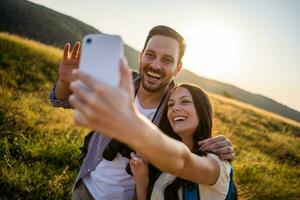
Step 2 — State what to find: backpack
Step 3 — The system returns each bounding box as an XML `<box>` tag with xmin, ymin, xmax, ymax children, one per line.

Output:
<box><xmin>182</xmin><ymin>168</ymin><xmax>237</xmax><ymax>200</ymax></box>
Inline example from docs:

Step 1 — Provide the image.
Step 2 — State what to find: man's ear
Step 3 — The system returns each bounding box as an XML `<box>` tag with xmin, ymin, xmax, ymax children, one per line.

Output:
<box><xmin>138</xmin><ymin>51</ymin><xmax>143</xmax><ymax>64</ymax></box>
<box><xmin>174</xmin><ymin>62</ymin><xmax>183</xmax><ymax>77</ymax></box>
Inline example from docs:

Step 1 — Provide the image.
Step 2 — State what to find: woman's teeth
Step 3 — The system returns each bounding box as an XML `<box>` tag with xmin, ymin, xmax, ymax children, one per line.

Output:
<box><xmin>173</xmin><ymin>116</ymin><xmax>187</xmax><ymax>122</ymax></box>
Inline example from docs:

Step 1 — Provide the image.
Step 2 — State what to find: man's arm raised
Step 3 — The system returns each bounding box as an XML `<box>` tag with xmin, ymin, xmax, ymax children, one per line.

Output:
<box><xmin>55</xmin><ymin>42</ymin><xmax>81</xmax><ymax>100</ymax></box>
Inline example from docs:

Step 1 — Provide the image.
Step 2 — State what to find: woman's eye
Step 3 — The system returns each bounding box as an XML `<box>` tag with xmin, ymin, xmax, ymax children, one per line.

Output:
<box><xmin>167</xmin><ymin>103</ymin><xmax>174</xmax><ymax>108</ymax></box>
<box><xmin>181</xmin><ymin>100</ymin><xmax>191</xmax><ymax>104</ymax></box>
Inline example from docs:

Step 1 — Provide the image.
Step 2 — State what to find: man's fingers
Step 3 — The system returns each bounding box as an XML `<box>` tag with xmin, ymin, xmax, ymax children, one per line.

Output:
<box><xmin>217</xmin><ymin>152</ymin><xmax>236</xmax><ymax>161</ymax></box>
<box><xmin>200</xmin><ymin>140</ymin><xmax>230</xmax><ymax>151</ymax></box>
<box><xmin>199</xmin><ymin>135</ymin><xmax>228</xmax><ymax>149</ymax></box>
<box><xmin>214</xmin><ymin>146</ymin><xmax>234</xmax><ymax>155</ymax></box>
<box><xmin>71</xmin><ymin>42</ymin><xmax>81</xmax><ymax>59</ymax></box>
<box><xmin>77</xmin><ymin>48</ymin><xmax>81</xmax><ymax>59</ymax></box>
<box><xmin>198</xmin><ymin>138</ymin><xmax>212</xmax><ymax>149</ymax></box>
<box><xmin>63</xmin><ymin>43</ymin><xmax>70</xmax><ymax>59</ymax></box>
<box><xmin>198</xmin><ymin>139</ymin><xmax>208</xmax><ymax>146</ymax></box>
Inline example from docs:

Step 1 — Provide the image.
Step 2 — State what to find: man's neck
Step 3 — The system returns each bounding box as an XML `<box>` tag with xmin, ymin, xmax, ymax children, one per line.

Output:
<box><xmin>136</xmin><ymin>85</ymin><xmax>168</xmax><ymax>109</ymax></box>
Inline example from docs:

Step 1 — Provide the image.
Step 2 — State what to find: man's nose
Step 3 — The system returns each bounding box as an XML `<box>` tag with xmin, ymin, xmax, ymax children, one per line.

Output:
<box><xmin>151</xmin><ymin>58</ymin><xmax>161</xmax><ymax>70</ymax></box>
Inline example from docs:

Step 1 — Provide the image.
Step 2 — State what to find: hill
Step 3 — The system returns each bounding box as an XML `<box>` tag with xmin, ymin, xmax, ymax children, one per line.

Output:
<box><xmin>0</xmin><ymin>0</ymin><xmax>139</xmax><ymax>72</ymax></box>
<box><xmin>176</xmin><ymin>70</ymin><xmax>300</xmax><ymax>123</ymax></box>
<box><xmin>1</xmin><ymin>32</ymin><xmax>300</xmax><ymax>199</ymax></box>
<box><xmin>1</xmin><ymin>0</ymin><xmax>299</xmax><ymax>122</ymax></box>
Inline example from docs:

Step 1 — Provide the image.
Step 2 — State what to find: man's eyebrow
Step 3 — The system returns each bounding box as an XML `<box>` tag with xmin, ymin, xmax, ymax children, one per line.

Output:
<box><xmin>145</xmin><ymin>49</ymin><xmax>155</xmax><ymax>53</ymax></box>
<box><xmin>162</xmin><ymin>54</ymin><xmax>175</xmax><ymax>59</ymax></box>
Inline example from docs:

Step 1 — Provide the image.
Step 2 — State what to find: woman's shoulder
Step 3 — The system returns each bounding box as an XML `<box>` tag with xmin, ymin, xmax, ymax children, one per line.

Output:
<box><xmin>206</xmin><ymin>153</ymin><xmax>231</xmax><ymax>180</ymax></box>
<box><xmin>207</xmin><ymin>153</ymin><xmax>231</xmax><ymax>165</ymax></box>
<box><xmin>198</xmin><ymin>153</ymin><xmax>232</xmax><ymax>199</ymax></box>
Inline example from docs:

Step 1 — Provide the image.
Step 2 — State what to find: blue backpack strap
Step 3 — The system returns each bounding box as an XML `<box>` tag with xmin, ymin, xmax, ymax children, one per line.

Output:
<box><xmin>182</xmin><ymin>181</ymin><xmax>200</xmax><ymax>200</ymax></box>
<box><xmin>225</xmin><ymin>167</ymin><xmax>236</xmax><ymax>200</ymax></box>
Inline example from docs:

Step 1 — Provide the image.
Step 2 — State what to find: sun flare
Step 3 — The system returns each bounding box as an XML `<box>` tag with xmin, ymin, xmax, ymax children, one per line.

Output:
<box><xmin>182</xmin><ymin>23</ymin><xmax>240</xmax><ymax>80</ymax></box>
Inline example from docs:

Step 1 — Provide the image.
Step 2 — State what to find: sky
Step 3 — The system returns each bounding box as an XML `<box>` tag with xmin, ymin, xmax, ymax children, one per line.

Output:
<box><xmin>29</xmin><ymin>0</ymin><xmax>300</xmax><ymax>112</ymax></box>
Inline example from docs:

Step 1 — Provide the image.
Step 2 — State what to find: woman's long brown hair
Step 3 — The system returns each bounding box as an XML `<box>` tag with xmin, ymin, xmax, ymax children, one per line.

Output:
<box><xmin>147</xmin><ymin>83</ymin><xmax>238</xmax><ymax>200</ymax></box>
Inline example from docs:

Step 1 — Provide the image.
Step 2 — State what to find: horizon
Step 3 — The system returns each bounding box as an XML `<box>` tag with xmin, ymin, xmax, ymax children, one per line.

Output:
<box><xmin>28</xmin><ymin>0</ymin><xmax>300</xmax><ymax>112</ymax></box>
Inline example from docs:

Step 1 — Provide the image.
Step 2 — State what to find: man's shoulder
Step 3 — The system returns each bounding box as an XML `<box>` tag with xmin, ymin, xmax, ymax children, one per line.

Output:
<box><xmin>131</xmin><ymin>70</ymin><xmax>141</xmax><ymax>83</ymax></box>
<box><xmin>131</xmin><ymin>70</ymin><xmax>139</xmax><ymax>78</ymax></box>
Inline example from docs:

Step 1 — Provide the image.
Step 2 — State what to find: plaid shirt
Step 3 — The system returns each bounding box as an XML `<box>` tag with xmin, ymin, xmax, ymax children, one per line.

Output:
<box><xmin>48</xmin><ymin>72</ymin><xmax>175</xmax><ymax>189</ymax></box>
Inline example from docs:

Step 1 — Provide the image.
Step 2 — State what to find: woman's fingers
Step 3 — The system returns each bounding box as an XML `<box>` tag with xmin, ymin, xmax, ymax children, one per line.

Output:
<box><xmin>130</xmin><ymin>158</ymin><xmax>138</xmax><ymax>166</ymax></box>
<box><xmin>69</xmin><ymin>94</ymin><xmax>95</xmax><ymax>120</ymax></box>
<box><xmin>72</xmin><ymin>70</ymin><xmax>109</xmax><ymax>96</ymax></box>
<box><xmin>70</xmin><ymin>80</ymin><xmax>110</xmax><ymax>114</ymax></box>
<box><xmin>72</xmin><ymin>68</ymin><xmax>132</xmax><ymax>113</ymax></box>
<box><xmin>119</xmin><ymin>58</ymin><xmax>134</xmax><ymax>99</ymax></box>
<box><xmin>74</xmin><ymin>110</ymin><xmax>89</xmax><ymax>127</ymax></box>
<box><xmin>69</xmin><ymin>60</ymin><xmax>136</xmax><ymax>138</ymax></box>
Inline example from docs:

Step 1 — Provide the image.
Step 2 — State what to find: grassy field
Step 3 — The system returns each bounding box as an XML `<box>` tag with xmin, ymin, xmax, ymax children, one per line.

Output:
<box><xmin>0</xmin><ymin>32</ymin><xmax>299</xmax><ymax>199</ymax></box>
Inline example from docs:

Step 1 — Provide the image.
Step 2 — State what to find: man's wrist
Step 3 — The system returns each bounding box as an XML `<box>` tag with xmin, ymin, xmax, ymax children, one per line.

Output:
<box><xmin>55</xmin><ymin>79</ymin><xmax>72</xmax><ymax>100</ymax></box>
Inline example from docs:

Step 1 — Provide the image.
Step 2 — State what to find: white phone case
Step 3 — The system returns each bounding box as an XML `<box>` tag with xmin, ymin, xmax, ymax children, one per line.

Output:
<box><xmin>79</xmin><ymin>34</ymin><xmax>123</xmax><ymax>87</ymax></box>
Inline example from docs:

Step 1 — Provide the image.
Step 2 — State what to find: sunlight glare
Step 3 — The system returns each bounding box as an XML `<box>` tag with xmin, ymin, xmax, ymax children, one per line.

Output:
<box><xmin>183</xmin><ymin>23</ymin><xmax>240</xmax><ymax>80</ymax></box>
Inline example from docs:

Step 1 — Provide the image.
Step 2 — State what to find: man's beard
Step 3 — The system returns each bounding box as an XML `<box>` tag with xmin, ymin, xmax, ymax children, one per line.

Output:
<box><xmin>140</xmin><ymin>65</ymin><xmax>170</xmax><ymax>92</ymax></box>
<box><xmin>141</xmin><ymin>76</ymin><xmax>170</xmax><ymax>92</ymax></box>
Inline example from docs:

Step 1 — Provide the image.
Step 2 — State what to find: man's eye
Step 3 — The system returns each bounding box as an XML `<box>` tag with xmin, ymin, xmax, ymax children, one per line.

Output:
<box><xmin>146</xmin><ymin>53</ymin><xmax>154</xmax><ymax>58</ymax></box>
<box><xmin>163</xmin><ymin>58</ymin><xmax>173</xmax><ymax>63</ymax></box>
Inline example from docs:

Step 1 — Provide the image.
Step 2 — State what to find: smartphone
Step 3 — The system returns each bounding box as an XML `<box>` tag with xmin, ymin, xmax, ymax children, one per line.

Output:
<box><xmin>79</xmin><ymin>34</ymin><xmax>124</xmax><ymax>87</ymax></box>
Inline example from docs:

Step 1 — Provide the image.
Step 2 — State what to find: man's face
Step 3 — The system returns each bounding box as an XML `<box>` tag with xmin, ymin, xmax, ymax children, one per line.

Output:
<box><xmin>139</xmin><ymin>35</ymin><xmax>181</xmax><ymax>92</ymax></box>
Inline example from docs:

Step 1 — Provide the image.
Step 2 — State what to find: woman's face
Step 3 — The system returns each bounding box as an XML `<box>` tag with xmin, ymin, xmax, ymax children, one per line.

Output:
<box><xmin>167</xmin><ymin>87</ymin><xmax>199</xmax><ymax>138</ymax></box>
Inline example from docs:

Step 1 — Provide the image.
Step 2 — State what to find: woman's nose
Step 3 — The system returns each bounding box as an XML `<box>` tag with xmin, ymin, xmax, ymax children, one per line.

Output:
<box><xmin>172</xmin><ymin>104</ymin><xmax>181</xmax><ymax>112</ymax></box>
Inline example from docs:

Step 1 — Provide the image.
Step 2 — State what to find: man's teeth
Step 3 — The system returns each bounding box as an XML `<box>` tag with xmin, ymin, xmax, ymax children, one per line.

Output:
<box><xmin>173</xmin><ymin>116</ymin><xmax>187</xmax><ymax>122</ymax></box>
<box><xmin>147</xmin><ymin>71</ymin><xmax>161</xmax><ymax>78</ymax></box>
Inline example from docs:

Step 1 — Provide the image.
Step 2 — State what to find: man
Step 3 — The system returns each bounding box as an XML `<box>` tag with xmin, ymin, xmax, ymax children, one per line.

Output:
<box><xmin>49</xmin><ymin>25</ymin><xmax>235</xmax><ymax>200</ymax></box>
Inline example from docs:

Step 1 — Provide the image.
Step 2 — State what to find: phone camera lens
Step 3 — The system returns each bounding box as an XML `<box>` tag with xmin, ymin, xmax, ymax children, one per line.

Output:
<box><xmin>86</xmin><ymin>38</ymin><xmax>92</xmax><ymax>44</ymax></box>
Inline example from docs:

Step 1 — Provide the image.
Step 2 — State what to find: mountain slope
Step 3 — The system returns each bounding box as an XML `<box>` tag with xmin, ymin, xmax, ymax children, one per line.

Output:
<box><xmin>1</xmin><ymin>0</ymin><xmax>299</xmax><ymax>123</ymax></box>
<box><xmin>176</xmin><ymin>70</ymin><xmax>300</xmax><ymax>122</ymax></box>
<box><xmin>1</xmin><ymin>32</ymin><xmax>300</xmax><ymax>200</ymax></box>
<box><xmin>0</xmin><ymin>0</ymin><xmax>139</xmax><ymax>71</ymax></box>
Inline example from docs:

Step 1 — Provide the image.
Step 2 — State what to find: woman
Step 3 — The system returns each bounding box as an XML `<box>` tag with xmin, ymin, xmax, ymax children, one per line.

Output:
<box><xmin>69</xmin><ymin>64</ymin><xmax>237</xmax><ymax>200</ymax></box>
<box><xmin>130</xmin><ymin>84</ymin><xmax>237</xmax><ymax>200</ymax></box>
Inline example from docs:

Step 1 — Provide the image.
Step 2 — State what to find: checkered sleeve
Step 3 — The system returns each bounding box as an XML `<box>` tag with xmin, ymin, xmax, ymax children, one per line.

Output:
<box><xmin>48</xmin><ymin>84</ymin><xmax>72</xmax><ymax>109</ymax></box>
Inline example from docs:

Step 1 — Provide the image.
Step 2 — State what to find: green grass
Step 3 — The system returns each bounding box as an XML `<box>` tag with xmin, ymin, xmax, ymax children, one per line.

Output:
<box><xmin>209</xmin><ymin>95</ymin><xmax>300</xmax><ymax>200</ymax></box>
<box><xmin>0</xmin><ymin>32</ymin><xmax>299</xmax><ymax>199</ymax></box>
<box><xmin>0</xmin><ymin>33</ymin><xmax>87</xmax><ymax>199</ymax></box>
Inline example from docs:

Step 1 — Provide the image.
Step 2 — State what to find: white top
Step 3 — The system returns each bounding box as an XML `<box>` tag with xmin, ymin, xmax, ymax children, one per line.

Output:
<box><xmin>134</xmin><ymin>96</ymin><xmax>157</xmax><ymax>120</ymax></box>
<box><xmin>150</xmin><ymin>153</ymin><xmax>231</xmax><ymax>200</ymax></box>
<box><xmin>83</xmin><ymin>97</ymin><xmax>157</xmax><ymax>200</ymax></box>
